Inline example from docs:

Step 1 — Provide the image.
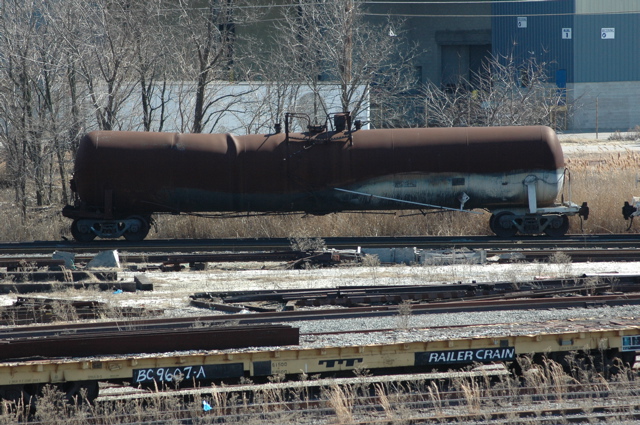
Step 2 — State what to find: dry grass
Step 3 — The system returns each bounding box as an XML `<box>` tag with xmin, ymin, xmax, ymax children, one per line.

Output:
<box><xmin>567</xmin><ymin>149</ymin><xmax>640</xmax><ymax>234</ymax></box>
<box><xmin>608</xmin><ymin>126</ymin><xmax>640</xmax><ymax>141</ymax></box>
<box><xmin>0</xmin><ymin>148</ymin><xmax>639</xmax><ymax>241</ymax></box>
<box><xmin>151</xmin><ymin>209</ymin><xmax>491</xmax><ymax>240</ymax></box>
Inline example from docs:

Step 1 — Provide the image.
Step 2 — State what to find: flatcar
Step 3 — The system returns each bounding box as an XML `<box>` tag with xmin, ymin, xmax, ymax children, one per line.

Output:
<box><xmin>62</xmin><ymin>112</ymin><xmax>588</xmax><ymax>241</ymax></box>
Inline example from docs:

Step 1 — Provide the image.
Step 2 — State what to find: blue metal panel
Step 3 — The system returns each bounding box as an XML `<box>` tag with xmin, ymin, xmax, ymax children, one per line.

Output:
<box><xmin>556</xmin><ymin>69</ymin><xmax>567</xmax><ymax>88</ymax></box>
<box><xmin>492</xmin><ymin>0</ymin><xmax>575</xmax><ymax>84</ymax></box>
<box><xmin>574</xmin><ymin>13</ymin><xmax>640</xmax><ymax>82</ymax></box>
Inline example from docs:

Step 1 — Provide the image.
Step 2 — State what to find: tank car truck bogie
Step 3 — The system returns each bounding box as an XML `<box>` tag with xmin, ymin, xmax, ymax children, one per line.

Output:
<box><xmin>70</xmin><ymin>215</ymin><xmax>151</xmax><ymax>242</ymax></box>
<box><xmin>63</xmin><ymin>113</ymin><xmax>587</xmax><ymax>240</ymax></box>
<box><xmin>489</xmin><ymin>211</ymin><xmax>571</xmax><ymax>238</ymax></box>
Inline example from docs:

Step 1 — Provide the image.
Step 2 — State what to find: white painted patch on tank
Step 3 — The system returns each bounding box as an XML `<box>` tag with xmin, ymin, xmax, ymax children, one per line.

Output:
<box><xmin>339</xmin><ymin>169</ymin><xmax>565</xmax><ymax>211</ymax></box>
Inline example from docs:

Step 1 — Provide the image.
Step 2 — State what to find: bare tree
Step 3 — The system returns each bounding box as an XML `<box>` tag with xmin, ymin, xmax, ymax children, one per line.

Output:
<box><xmin>0</xmin><ymin>0</ymin><xmax>77</xmax><ymax>211</ymax></box>
<box><xmin>63</xmin><ymin>0</ymin><xmax>138</xmax><ymax>131</ymax></box>
<box><xmin>169</xmin><ymin>0</ymin><xmax>256</xmax><ymax>134</ymax></box>
<box><xmin>265</xmin><ymin>0</ymin><xmax>419</xmax><ymax>129</ymax></box>
<box><xmin>0</xmin><ymin>0</ymin><xmax>36</xmax><ymax>214</ymax></box>
<box><xmin>0</xmin><ymin>0</ymin><xmax>176</xmax><ymax>215</ymax></box>
<box><xmin>122</xmin><ymin>0</ymin><xmax>173</xmax><ymax>132</ymax></box>
<box><xmin>423</xmin><ymin>76</ymin><xmax>478</xmax><ymax>128</ymax></box>
<box><xmin>235</xmin><ymin>28</ymin><xmax>304</xmax><ymax>133</ymax></box>
<box><xmin>424</xmin><ymin>52</ymin><xmax>572</xmax><ymax>129</ymax></box>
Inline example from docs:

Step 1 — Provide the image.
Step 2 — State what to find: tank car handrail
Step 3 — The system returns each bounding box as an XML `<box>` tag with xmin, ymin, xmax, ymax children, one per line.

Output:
<box><xmin>334</xmin><ymin>188</ymin><xmax>483</xmax><ymax>214</ymax></box>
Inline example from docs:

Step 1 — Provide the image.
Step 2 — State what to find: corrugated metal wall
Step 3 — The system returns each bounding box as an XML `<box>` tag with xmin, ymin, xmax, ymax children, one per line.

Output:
<box><xmin>492</xmin><ymin>0</ymin><xmax>574</xmax><ymax>84</ymax></box>
<box><xmin>574</xmin><ymin>10</ymin><xmax>640</xmax><ymax>82</ymax></box>
<box><xmin>492</xmin><ymin>0</ymin><xmax>640</xmax><ymax>83</ymax></box>
<box><xmin>484</xmin><ymin>1</ymin><xmax>640</xmax><ymax>130</ymax></box>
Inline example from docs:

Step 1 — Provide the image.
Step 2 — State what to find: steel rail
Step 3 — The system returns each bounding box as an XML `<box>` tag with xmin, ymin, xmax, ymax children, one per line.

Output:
<box><xmin>0</xmin><ymin>324</ymin><xmax>299</xmax><ymax>361</ymax></box>
<box><xmin>79</xmin><ymin>247</ymin><xmax>640</xmax><ymax>264</ymax></box>
<box><xmin>2</xmin><ymin>293</ymin><xmax>640</xmax><ymax>342</ymax></box>
<box><xmin>2</xmin><ymin>233</ymin><xmax>640</xmax><ymax>255</ymax></box>
<box><xmin>190</xmin><ymin>274</ymin><xmax>640</xmax><ymax>308</ymax></box>
<box><xmin>3</xmin><ymin>246</ymin><xmax>640</xmax><ymax>270</ymax></box>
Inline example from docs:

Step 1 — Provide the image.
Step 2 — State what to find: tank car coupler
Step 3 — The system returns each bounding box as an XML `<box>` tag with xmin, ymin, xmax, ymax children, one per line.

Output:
<box><xmin>622</xmin><ymin>198</ymin><xmax>640</xmax><ymax>230</ymax></box>
<box><xmin>622</xmin><ymin>200</ymin><xmax>638</xmax><ymax>220</ymax></box>
<box><xmin>579</xmin><ymin>202</ymin><xmax>589</xmax><ymax>220</ymax></box>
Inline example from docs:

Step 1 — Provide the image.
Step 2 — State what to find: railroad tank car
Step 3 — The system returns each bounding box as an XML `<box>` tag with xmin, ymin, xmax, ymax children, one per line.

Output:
<box><xmin>62</xmin><ymin>113</ymin><xmax>588</xmax><ymax>241</ymax></box>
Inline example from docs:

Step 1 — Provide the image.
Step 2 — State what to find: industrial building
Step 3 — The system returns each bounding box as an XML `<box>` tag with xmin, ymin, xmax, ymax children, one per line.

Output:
<box><xmin>493</xmin><ymin>0</ymin><xmax>640</xmax><ymax>132</ymax></box>
<box><xmin>367</xmin><ymin>0</ymin><xmax>640</xmax><ymax>132</ymax></box>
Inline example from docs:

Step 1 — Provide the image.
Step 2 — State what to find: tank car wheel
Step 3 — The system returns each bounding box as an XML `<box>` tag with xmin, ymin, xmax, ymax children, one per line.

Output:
<box><xmin>123</xmin><ymin>215</ymin><xmax>150</xmax><ymax>241</ymax></box>
<box><xmin>489</xmin><ymin>214</ymin><xmax>498</xmax><ymax>233</ymax></box>
<box><xmin>71</xmin><ymin>219</ymin><xmax>96</xmax><ymax>242</ymax></box>
<box><xmin>544</xmin><ymin>214</ymin><xmax>570</xmax><ymax>237</ymax></box>
<box><xmin>491</xmin><ymin>212</ymin><xmax>518</xmax><ymax>238</ymax></box>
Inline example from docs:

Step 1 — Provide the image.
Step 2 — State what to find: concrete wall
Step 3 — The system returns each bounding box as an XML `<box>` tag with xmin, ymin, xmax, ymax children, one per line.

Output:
<box><xmin>569</xmin><ymin>81</ymin><xmax>640</xmax><ymax>132</ymax></box>
<box><xmin>575</xmin><ymin>0</ymin><xmax>640</xmax><ymax>14</ymax></box>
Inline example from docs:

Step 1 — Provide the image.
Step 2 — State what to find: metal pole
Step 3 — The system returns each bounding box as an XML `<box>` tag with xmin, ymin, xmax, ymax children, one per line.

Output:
<box><xmin>596</xmin><ymin>97</ymin><xmax>598</xmax><ymax>140</ymax></box>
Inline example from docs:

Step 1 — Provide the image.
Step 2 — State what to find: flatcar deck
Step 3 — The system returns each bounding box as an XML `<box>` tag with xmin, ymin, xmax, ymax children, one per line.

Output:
<box><xmin>1</xmin><ymin>324</ymin><xmax>638</xmax><ymax>396</ymax></box>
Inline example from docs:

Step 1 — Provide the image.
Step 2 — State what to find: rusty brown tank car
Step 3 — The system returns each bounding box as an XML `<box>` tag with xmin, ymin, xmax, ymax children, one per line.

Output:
<box><xmin>62</xmin><ymin>113</ymin><xmax>588</xmax><ymax>241</ymax></box>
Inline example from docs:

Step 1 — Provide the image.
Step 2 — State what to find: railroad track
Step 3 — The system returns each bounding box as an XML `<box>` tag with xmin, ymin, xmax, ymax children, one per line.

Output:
<box><xmin>2</xmin><ymin>233</ymin><xmax>640</xmax><ymax>255</ymax></box>
<box><xmin>42</xmin><ymin>370</ymin><xmax>640</xmax><ymax>425</ymax></box>
<box><xmin>2</xmin><ymin>289</ymin><xmax>640</xmax><ymax>361</ymax></box>
<box><xmin>0</xmin><ymin>297</ymin><xmax>161</xmax><ymax>326</ymax></box>
<box><xmin>10</xmin><ymin>366</ymin><xmax>638</xmax><ymax>424</ymax></box>
<box><xmin>190</xmin><ymin>274</ymin><xmax>640</xmax><ymax>309</ymax></box>
<box><xmin>2</xmin><ymin>238</ymin><xmax>640</xmax><ymax>272</ymax></box>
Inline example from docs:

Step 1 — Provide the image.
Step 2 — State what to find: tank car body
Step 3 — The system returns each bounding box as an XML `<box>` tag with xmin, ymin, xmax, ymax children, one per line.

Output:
<box><xmin>63</xmin><ymin>118</ymin><xmax>587</xmax><ymax>241</ymax></box>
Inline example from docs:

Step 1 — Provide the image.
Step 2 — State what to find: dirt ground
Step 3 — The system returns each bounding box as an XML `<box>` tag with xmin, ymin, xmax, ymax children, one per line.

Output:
<box><xmin>559</xmin><ymin>132</ymin><xmax>640</xmax><ymax>156</ymax></box>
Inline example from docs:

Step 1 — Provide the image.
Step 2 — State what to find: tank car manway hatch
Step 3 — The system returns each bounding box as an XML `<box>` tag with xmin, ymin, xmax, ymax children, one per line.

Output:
<box><xmin>62</xmin><ymin>113</ymin><xmax>588</xmax><ymax>240</ymax></box>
